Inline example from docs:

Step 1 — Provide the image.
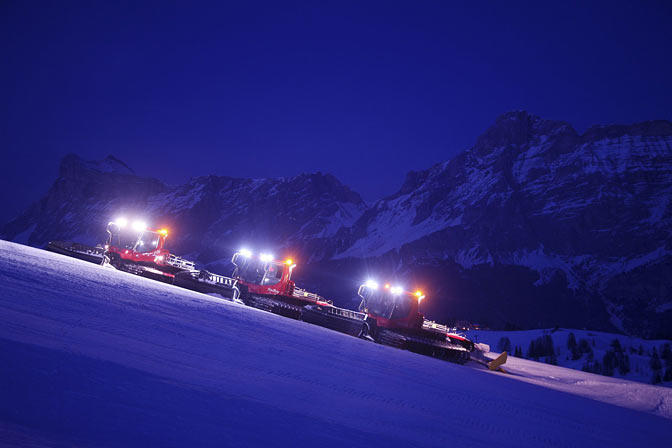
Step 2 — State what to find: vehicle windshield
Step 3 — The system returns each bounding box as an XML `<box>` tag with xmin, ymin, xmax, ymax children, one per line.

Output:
<box><xmin>360</xmin><ymin>291</ymin><xmax>413</xmax><ymax>320</ymax></box>
<box><xmin>262</xmin><ymin>262</ymin><xmax>284</xmax><ymax>286</ymax></box>
<box><xmin>133</xmin><ymin>231</ymin><xmax>161</xmax><ymax>252</ymax></box>
<box><xmin>235</xmin><ymin>259</ymin><xmax>284</xmax><ymax>286</ymax></box>
<box><xmin>235</xmin><ymin>258</ymin><xmax>265</xmax><ymax>284</ymax></box>
<box><xmin>107</xmin><ymin>226</ymin><xmax>142</xmax><ymax>249</ymax></box>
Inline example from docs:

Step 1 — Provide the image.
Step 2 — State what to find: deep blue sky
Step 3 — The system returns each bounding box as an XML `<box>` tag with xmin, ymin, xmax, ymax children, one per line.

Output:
<box><xmin>2</xmin><ymin>1</ymin><xmax>671</xmax><ymax>224</ymax></box>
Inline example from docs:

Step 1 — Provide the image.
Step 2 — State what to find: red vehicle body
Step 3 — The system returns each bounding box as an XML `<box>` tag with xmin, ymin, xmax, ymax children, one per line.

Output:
<box><xmin>300</xmin><ymin>282</ymin><xmax>475</xmax><ymax>363</ymax></box>
<box><xmin>357</xmin><ymin>285</ymin><xmax>424</xmax><ymax>331</ymax></box>
<box><xmin>357</xmin><ymin>283</ymin><xmax>474</xmax><ymax>353</ymax></box>
<box><xmin>104</xmin><ymin>221</ymin><xmax>194</xmax><ymax>281</ymax></box>
<box><xmin>231</xmin><ymin>251</ymin><xmax>330</xmax><ymax>318</ymax></box>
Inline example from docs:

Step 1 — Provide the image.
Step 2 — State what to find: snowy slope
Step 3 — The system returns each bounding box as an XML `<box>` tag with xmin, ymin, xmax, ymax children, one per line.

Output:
<box><xmin>0</xmin><ymin>240</ymin><xmax>671</xmax><ymax>447</ymax></box>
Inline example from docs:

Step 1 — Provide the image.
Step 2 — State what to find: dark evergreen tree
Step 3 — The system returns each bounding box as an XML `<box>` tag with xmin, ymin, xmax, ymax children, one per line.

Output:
<box><xmin>527</xmin><ymin>340</ymin><xmax>538</xmax><ymax>360</ymax></box>
<box><xmin>602</xmin><ymin>350</ymin><xmax>616</xmax><ymax>376</ymax></box>
<box><xmin>651</xmin><ymin>348</ymin><xmax>662</xmax><ymax>371</ymax></box>
<box><xmin>570</xmin><ymin>345</ymin><xmax>582</xmax><ymax>360</ymax></box>
<box><xmin>662</xmin><ymin>344</ymin><xmax>672</xmax><ymax>367</ymax></box>
<box><xmin>542</xmin><ymin>335</ymin><xmax>555</xmax><ymax>357</ymax></box>
<box><xmin>582</xmin><ymin>360</ymin><xmax>602</xmax><ymax>375</ymax></box>
<box><xmin>578</xmin><ymin>338</ymin><xmax>592</xmax><ymax>356</ymax></box>
<box><xmin>594</xmin><ymin>360</ymin><xmax>603</xmax><ymax>375</ymax></box>
<box><xmin>618</xmin><ymin>353</ymin><xmax>631</xmax><ymax>375</ymax></box>
<box><xmin>527</xmin><ymin>335</ymin><xmax>555</xmax><ymax>361</ymax></box>
<box><xmin>497</xmin><ymin>337</ymin><xmax>511</xmax><ymax>353</ymax></box>
<box><xmin>664</xmin><ymin>367</ymin><xmax>672</xmax><ymax>382</ymax></box>
<box><xmin>610</xmin><ymin>339</ymin><xmax>622</xmax><ymax>353</ymax></box>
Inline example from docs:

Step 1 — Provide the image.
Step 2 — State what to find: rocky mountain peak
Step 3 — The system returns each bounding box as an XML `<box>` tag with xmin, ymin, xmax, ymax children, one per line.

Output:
<box><xmin>397</xmin><ymin>169</ymin><xmax>432</xmax><ymax>197</ymax></box>
<box><xmin>287</xmin><ymin>172</ymin><xmax>364</xmax><ymax>204</ymax></box>
<box><xmin>473</xmin><ymin>111</ymin><xmax>576</xmax><ymax>155</ymax></box>
<box><xmin>59</xmin><ymin>154</ymin><xmax>135</xmax><ymax>179</ymax></box>
<box><xmin>581</xmin><ymin>119</ymin><xmax>672</xmax><ymax>141</ymax></box>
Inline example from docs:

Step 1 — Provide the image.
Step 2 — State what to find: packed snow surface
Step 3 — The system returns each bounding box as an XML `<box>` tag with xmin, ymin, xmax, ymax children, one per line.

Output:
<box><xmin>0</xmin><ymin>240</ymin><xmax>670</xmax><ymax>447</ymax></box>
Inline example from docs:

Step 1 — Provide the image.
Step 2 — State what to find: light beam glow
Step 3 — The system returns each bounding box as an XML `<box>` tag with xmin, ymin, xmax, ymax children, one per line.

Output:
<box><xmin>132</xmin><ymin>220</ymin><xmax>147</xmax><ymax>232</ymax></box>
<box><xmin>240</xmin><ymin>248</ymin><xmax>253</xmax><ymax>258</ymax></box>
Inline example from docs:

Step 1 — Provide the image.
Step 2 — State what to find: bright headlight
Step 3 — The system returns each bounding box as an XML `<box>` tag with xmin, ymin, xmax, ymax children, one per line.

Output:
<box><xmin>365</xmin><ymin>279</ymin><xmax>379</xmax><ymax>290</ymax></box>
<box><xmin>240</xmin><ymin>248</ymin><xmax>253</xmax><ymax>258</ymax></box>
<box><xmin>132</xmin><ymin>220</ymin><xmax>147</xmax><ymax>232</ymax></box>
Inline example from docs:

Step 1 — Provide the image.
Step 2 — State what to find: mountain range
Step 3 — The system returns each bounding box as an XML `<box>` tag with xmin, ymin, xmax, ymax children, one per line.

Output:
<box><xmin>3</xmin><ymin>111</ymin><xmax>670</xmax><ymax>338</ymax></box>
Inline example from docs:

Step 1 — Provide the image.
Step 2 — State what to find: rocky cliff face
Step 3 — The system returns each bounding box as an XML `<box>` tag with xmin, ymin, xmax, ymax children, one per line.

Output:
<box><xmin>325</xmin><ymin>112</ymin><xmax>672</xmax><ymax>337</ymax></box>
<box><xmin>2</xmin><ymin>154</ymin><xmax>167</xmax><ymax>248</ymax></box>
<box><xmin>1</xmin><ymin>154</ymin><xmax>367</xmax><ymax>266</ymax></box>
<box><xmin>3</xmin><ymin>112</ymin><xmax>670</xmax><ymax>337</ymax></box>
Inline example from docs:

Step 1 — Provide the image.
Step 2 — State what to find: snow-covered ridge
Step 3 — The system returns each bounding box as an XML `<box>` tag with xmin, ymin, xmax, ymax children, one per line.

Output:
<box><xmin>62</xmin><ymin>153</ymin><xmax>136</xmax><ymax>175</ymax></box>
<box><xmin>329</xmin><ymin>111</ymin><xmax>672</xmax><ymax>337</ymax></box>
<box><xmin>335</xmin><ymin>112</ymin><xmax>671</xmax><ymax>262</ymax></box>
<box><xmin>1</xmin><ymin>158</ymin><xmax>368</xmax><ymax>264</ymax></box>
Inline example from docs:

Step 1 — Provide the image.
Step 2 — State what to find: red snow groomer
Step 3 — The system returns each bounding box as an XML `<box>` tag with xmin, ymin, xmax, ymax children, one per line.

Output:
<box><xmin>358</xmin><ymin>282</ymin><xmax>474</xmax><ymax>363</ymax></box>
<box><xmin>103</xmin><ymin>218</ymin><xmax>194</xmax><ymax>281</ymax></box>
<box><xmin>230</xmin><ymin>249</ymin><xmax>332</xmax><ymax>319</ymax></box>
<box><xmin>102</xmin><ymin>217</ymin><xmax>238</xmax><ymax>299</ymax></box>
<box><xmin>302</xmin><ymin>280</ymin><xmax>506</xmax><ymax>367</ymax></box>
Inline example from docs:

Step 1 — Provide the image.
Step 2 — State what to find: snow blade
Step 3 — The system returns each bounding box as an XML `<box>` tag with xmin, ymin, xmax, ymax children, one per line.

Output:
<box><xmin>488</xmin><ymin>351</ymin><xmax>508</xmax><ymax>372</ymax></box>
<box><xmin>469</xmin><ymin>348</ymin><xmax>509</xmax><ymax>373</ymax></box>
